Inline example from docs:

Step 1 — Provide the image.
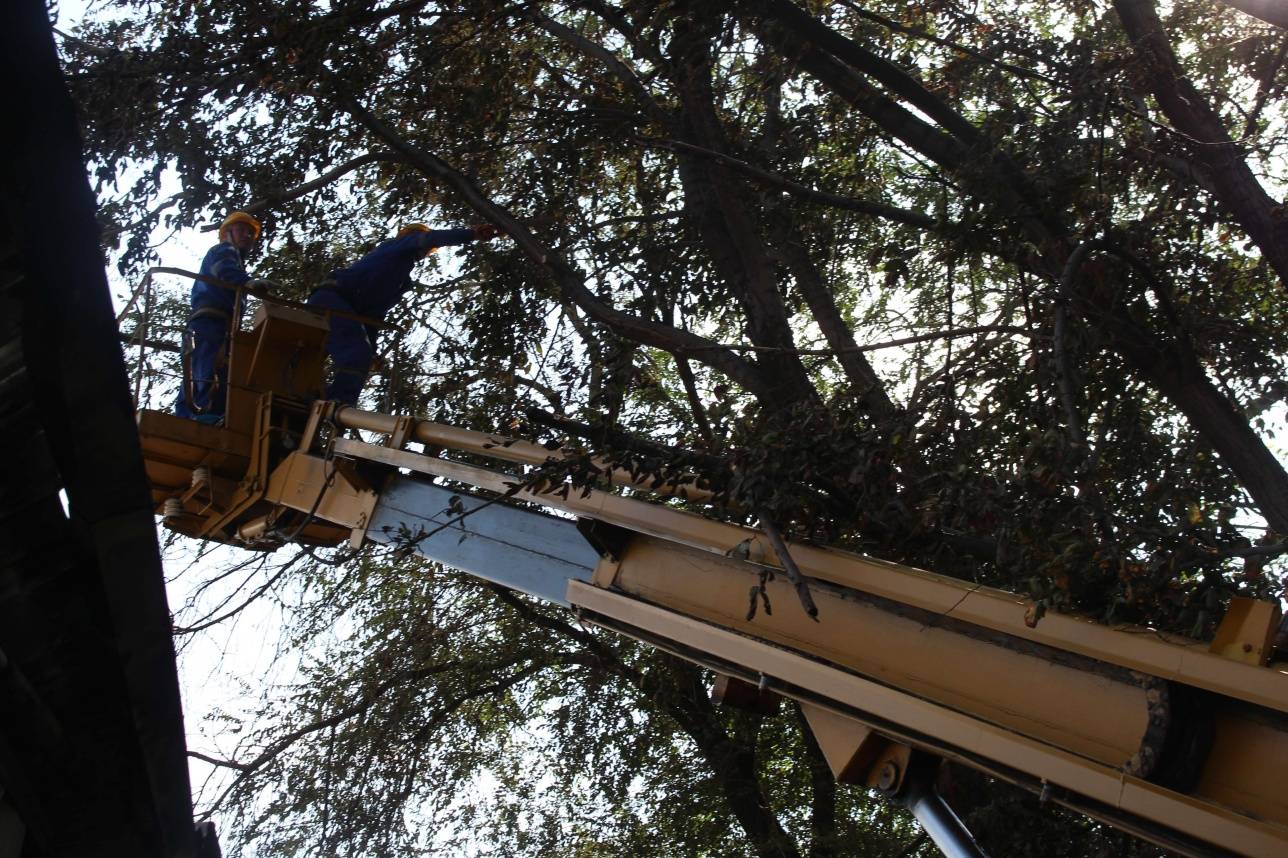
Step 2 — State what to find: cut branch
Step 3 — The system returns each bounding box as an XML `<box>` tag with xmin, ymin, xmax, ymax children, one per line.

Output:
<box><xmin>757</xmin><ymin>508</ymin><xmax>819</xmax><ymax>619</ymax></box>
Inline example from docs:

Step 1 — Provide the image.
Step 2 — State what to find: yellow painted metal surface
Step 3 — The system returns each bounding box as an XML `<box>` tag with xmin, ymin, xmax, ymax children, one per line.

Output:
<box><xmin>336</xmin><ymin>407</ymin><xmax>716</xmax><ymax>502</ymax></box>
<box><xmin>225</xmin><ymin>303</ymin><xmax>328</xmax><ymax>434</ymax></box>
<box><xmin>136</xmin><ymin>409</ymin><xmax>249</xmax><ymax>507</ymax></box>
<box><xmin>1196</xmin><ymin>709</ymin><xmax>1288</xmax><ymax>827</ymax></box>
<box><xmin>135</xmin><ymin>332</ymin><xmax>1288</xmax><ymax>858</ymax></box>
<box><xmin>262</xmin><ymin>451</ymin><xmax>379</xmax><ymax>534</ymax></box>
<box><xmin>799</xmin><ymin>702</ymin><xmax>879</xmax><ymax>783</ymax></box>
<box><xmin>1210</xmin><ymin>597</ymin><xmax>1281</xmax><ymax>666</ymax></box>
<box><xmin>608</xmin><ymin>532</ymin><xmax>1148</xmax><ymax>767</ymax></box>
<box><xmin>331</xmin><ymin>436</ymin><xmax>1288</xmax><ymax>716</ymax></box>
<box><xmin>568</xmin><ymin>581</ymin><xmax>1288</xmax><ymax>858</ymax></box>
<box><xmin>711</xmin><ymin>674</ymin><xmax>780</xmax><ymax>715</ymax></box>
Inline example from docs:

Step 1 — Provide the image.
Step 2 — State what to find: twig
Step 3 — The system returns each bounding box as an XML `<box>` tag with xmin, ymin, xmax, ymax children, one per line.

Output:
<box><xmin>756</xmin><ymin>508</ymin><xmax>818</xmax><ymax>620</ymax></box>
<box><xmin>118</xmin><ymin>331</ymin><xmax>180</xmax><ymax>354</ymax></box>
<box><xmin>834</xmin><ymin>1</ymin><xmax>1058</xmax><ymax>82</ymax></box>
<box><xmin>589</xmin><ymin>211</ymin><xmax>682</xmax><ymax>230</ymax></box>
<box><xmin>680</xmin><ymin>325</ymin><xmax>1030</xmax><ymax>355</ymax></box>
<box><xmin>196</xmin><ymin>151</ymin><xmax>400</xmax><ymax>231</ymax></box>
<box><xmin>637</xmin><ymin>135</ymin><xmax>938</xmax><ymax>230</ymax></box>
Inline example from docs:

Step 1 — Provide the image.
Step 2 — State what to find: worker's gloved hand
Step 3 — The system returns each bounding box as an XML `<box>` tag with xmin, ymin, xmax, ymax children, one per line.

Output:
<box><xmin>472</xmin><ymin>223</ymin><xmax>503</xmax><ymax>240</ymax></box>
<box><xmin>246</xmin><ymin>278</ymin><xmax>278</xmax><ymax>294</ymax></box>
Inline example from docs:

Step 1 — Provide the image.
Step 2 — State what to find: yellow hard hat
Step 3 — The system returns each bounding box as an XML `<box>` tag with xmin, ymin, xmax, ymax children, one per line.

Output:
<box><xmin>219</xmin><ymin>211</ymin><xmax>262</xmax><ymax>241</ymax></box>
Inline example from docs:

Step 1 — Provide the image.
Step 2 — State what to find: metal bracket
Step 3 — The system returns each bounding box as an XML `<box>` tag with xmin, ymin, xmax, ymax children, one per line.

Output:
<box><xmin>299</xmin><ymin>399</ymin><xmax>336</xmax><ymax>455</ymax></box>
<box><xmin>710</xmin><ymin>674</ymin><xmax>780</xmax><ymax>716</ymax></box>
<box><xmin>1211</xmin><ymin>597</ymin><xmax>1282</xmax><ymax>666</ymax></box>
<box><xmin>385</xmin><ymin>414</ymin><xmax>415</xmax><ymax>450</ymax></box>
<box><xmin>576</xmin><ymin>517</ymin><xmax>633</xmax><ymax>561</ymax></box>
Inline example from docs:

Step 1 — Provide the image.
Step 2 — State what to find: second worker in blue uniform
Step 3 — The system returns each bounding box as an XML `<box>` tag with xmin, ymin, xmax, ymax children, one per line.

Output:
<box><xmin>307</xmin><ymin>222</ymin><xmax>502</xmax><ymax>406</ymax></box>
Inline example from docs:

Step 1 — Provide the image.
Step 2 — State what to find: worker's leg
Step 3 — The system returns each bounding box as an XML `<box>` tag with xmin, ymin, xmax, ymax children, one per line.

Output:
<box><xmin>306</xmin><ymin>290</ymin><xmax>374</xmax><ymax>407</ymax></box>
<box><xmin>173</xmin><ymin>314</ymin><xmax>228</xmax><ymax>420</ymax></box>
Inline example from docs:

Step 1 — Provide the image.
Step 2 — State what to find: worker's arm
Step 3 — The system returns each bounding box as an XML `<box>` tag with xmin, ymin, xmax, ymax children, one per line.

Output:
<box><xmin>412</xmin><ymin>224</ymin><xmax>502</xmax><ymax>251</ymax></box>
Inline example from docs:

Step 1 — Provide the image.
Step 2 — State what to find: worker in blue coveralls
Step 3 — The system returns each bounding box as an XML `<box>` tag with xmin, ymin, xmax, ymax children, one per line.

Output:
<box><xmin>174</xmin><ymin>210</ymin><xmax>262</xmax><ymax>424</ymax></box>
<box><xmin>306</xmin><ymin>221</ymin><xmax>503</xmax><ymax>406</ymax></box>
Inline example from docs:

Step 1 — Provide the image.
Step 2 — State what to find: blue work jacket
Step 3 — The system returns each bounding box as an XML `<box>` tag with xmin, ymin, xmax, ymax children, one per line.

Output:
<box><xmin>328</xmin><ymin>229</ymin><xmax>475</xmax><ymax>320</ymax></box>
<box><xmin>190</xmin><ymin>241</ymin><xmax>252</xmax><ymax>317</ymax></box>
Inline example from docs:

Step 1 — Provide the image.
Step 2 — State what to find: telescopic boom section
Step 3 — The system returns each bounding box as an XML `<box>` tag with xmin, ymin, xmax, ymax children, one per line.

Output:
<box><xmin>138</xmin><ymin>301</ymin><xmax>1288</xmax><ymax>857</ymax></box>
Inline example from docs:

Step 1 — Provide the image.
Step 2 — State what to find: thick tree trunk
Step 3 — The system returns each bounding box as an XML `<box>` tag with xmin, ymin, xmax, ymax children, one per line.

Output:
<box><xmin>793</xmin><ymin>704</ymin><xmax>841</xmax><ymax>858</ymax></box>
<box><xmin>669</xmin><ymin>19</ymin><xmax>819</xmax><ymax>408</ymax></box>
<box><xmin>1111</xmin><ymin>333</ymin><xmax>1288</xmax><ymax>534</ymax></box>
<box><xmin>645</xmin><ymin>658</ymin><xmax>802</xmax><ymax>858</ymax></box>
<box><xmin>775</xmin><ymin>222</ymin><xmax>898</xmax><ymax>421</ymax></box>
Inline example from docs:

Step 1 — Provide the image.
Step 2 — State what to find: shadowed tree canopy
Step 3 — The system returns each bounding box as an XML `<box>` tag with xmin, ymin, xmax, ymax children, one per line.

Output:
<box><xmin>64</xmin><ymin>0</ymin><xmax>1286</xmax><ymax>855</ymax></box>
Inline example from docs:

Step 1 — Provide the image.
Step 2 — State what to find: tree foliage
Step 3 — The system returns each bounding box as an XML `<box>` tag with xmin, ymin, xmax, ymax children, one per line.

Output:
<box><xmin>63</xmin><ymin>0</ymin><xmax>1288</xmax><ymax>854</ymax></box>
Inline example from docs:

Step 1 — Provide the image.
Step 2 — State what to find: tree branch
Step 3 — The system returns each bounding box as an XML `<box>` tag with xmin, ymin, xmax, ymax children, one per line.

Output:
<box><xmin>833</xmin><ymin>1</ymin><xmax>1058</xmax><ymax>82</ymax></box>
<box><xmin>639</xmin><ymin>656</ymin><xmax>802</xmax><ymax>858</ymax></box>
<box><xmin>776</xmin><ymin>221</ymin><xmax>899</xmax><ymax>419</ymax></box>
<box><xmin>793</xmin><ymin>704</ymin><xmax>840</xmax><ymax>858</ymax></box>
<box><xmin>198</xmin><ymin>151</ymin><xmax>400</xmax><ymax>231</ymax></box>
<box><xmin>666</xmin><ymin>19</ymin><xmax>818</xmax><ymax>406</ymax></box>
<box><xmin>674</xmin><ymin>355</ymin><xmax>717</xmax><ymax>449</ymax></box>
<box><xmin>1065</xmin><ymin>241</ymin><xmax>1288</xmax><ymax>532</ymax></box>
<box><xmin>757</xmin><ymin>508</ymin><xmax>819</xmax><ymax>619</ymax></box>
<box><xmin>119</xmin><ymin>330</ymin><xmax>180</xmax><ymax>354</ymax></box>
<box><xmin>193</xmin><ymin>649</ymin><xmax>543</xmax><ymax>818</ymax></box>
<box><xmin>681</xmin><ymin>325</ymin><xmax>1030</xmax><ymax>355</ymax></box>
<box><xmin>522</xmin><ymin>5</ymin><xmax>674</xmax><ymax>129</ymax></box>
<box><xmin>330</xmin><ymin>84</ymin><xmax>778</xmax><ymax>402</ymax></box>
<box><xmin>754</xmin><ymin>0</ymin><xmax>983</xmax><ymax>145</ymax></box>
<box><xmin>638</xmin><ymin>135</ymin><xmax>937</xmax><ymax>229</ymax></box>
<box><xmin>1217</xmin><ymin>0</ymin><xmax>1288</xmax><ymax>29</ymax></box>
<box><xmin>1114</xmin><ymin>0</ymin><xmax>1288</xmax><ymax>287</ymax></box>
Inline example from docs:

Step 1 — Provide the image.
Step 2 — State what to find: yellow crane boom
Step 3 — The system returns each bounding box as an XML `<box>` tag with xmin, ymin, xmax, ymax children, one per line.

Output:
<box><xmin>138</xmin><ymin>300</ymin><xmax>1288</xmax><ymax>857</ymax></box>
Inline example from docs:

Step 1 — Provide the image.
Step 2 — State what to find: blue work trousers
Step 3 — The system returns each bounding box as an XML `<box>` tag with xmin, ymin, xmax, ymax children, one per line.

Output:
<box><xmin>306</xmin><ymin>289</ymin><xmax>374</xmax><ymax>407</ymax></box>
<box><xmin>174</xmin><ymin>314</ymin><xmax>230</xmax><ymax>419</ymax></box>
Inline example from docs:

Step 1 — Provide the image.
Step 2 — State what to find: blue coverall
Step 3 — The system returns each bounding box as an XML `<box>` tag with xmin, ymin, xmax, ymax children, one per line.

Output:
<box><xmin>173</xmin><ymin>242</ymin><xmax>251</xmax><ymax>420</ymax></box>
<box><xmin>306</xmin><ymin>228</ymin><xmax>475</xmax><ymax>406</ymax></box>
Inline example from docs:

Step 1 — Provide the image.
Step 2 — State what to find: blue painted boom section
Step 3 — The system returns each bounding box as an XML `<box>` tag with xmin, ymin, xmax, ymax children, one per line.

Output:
<box><xmin>366</xmin><ymin>477</ymin><xmax>600</xmax><ymax>605</ymax></box>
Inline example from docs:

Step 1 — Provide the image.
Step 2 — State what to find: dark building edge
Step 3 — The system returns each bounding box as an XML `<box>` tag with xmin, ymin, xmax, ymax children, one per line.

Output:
<box><xmin>0</xmin><ymin>2</ymin><xmax>197</xmax><ymax>856</ymax></box>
